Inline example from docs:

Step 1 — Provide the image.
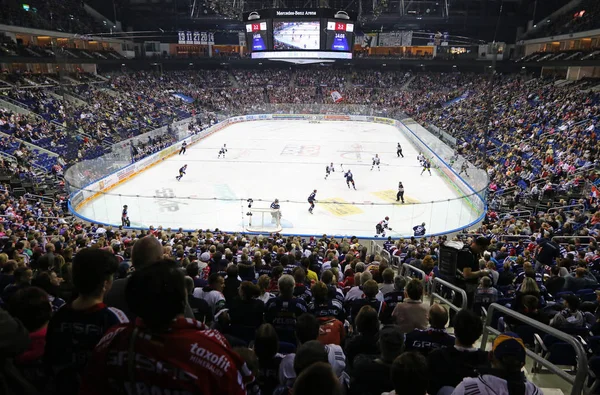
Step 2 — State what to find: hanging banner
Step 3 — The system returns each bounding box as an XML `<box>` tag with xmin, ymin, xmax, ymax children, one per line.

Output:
<box><xmin>193</xmin><ymin>31</ymin><xmax>200</xmax><ymax>45</ymax></box>
<box><xmin>331</xmin><ymin>90</ymin><xmax>343</xmax><ymax>103</ymax></box>
<box><xmin>238</xmin><ymin>32</ymin><xmax>246</xmax><ymax>47</ymax></box>
<box><xmin>200</xmin><ymin>32</ymin><xmax>208</xmax><ymax>45</ymax></box>
<box><xmin>208</xmin><ymin>32</ymin><xmax>215</xmax><ymax>45</ymax></box>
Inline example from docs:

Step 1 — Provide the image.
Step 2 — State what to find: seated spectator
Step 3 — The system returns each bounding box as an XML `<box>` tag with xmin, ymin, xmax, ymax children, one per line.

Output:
<box><xmin>308</xmin><ymin>281</ymin><xmax>345</xmax><ymax>345</ymax></box>
<box><xmin>193</xmin><ymin>273</ymin><xmax>227</xmax><ymax>318</ymax></box>
<box><xmin>497</xmin><ymin>262</ymin><xmax>515</xmax><ymax>287</ymax></box>
<box><xmin>258</xmin><ymin>274</ymin><xmax>275</xmax><ymax>303</ymax></box>
<box><xmin>379</xmin><ymin>268</ymin><xmax>396</xmax><ymax>294</ymax></box>
<box><xmin>452</xmin><ymin>333</ymin><xmax>541</xmax><ymax>395</ymax></box>
<box><xmin>349</xmin><ymin>279</ymin><xmax>386</xmax><ymax>326</ymax></box>
<box><xmin>223</xmin><ymin>264</ymin><xmax>242</xmax><ymax>305</ymax></box>
<box><xmin>349</xmin><ymin>325</ymin><xmax>405</xmax><ymax>395</ymax></box>
<box><xmin>473</xmin><ymin>276</ymin><xmax>499</xmax><ymax>311</ymax></box>
<box><xmin>293</xmin><ymin>267</ymin><xmax>313</xmax><ymax>303</ymax></box>
<box><xmin>514</xmin><ymin>277</ymin><xmax>543</xmax><ymax>310</ymax></box>
<box><xmin>254</xmin><ymin>324</ymin><xmax>284</xmax><ymax>395</ymax></box>
<box><xmin>44</xmin><ymin>248</ymin><xmax>129</xmax><ymax>395</ymax></box>
<box><xmin>80</xmin><ymin>260</ymin><xmax>258</xmax><ymax>395</ymax></box>
<box><xmin>427</xmin><ymin>309</ymin><xmax>490</xmax><ymax>395</ymax></box>
<box><xmin>545</xmin><ymin>266</ymin><xmax>566</xmax><ymax>296</ymax></box>
<box><xmin>345</xmin><ymin>271</ymin><xmax>383</xmax><ymax>302</ymax></box>
<box><xmin>8</xmin><ymin>286</ymin><xmax>52</xmax><ymax>391</ymax></box>
<box><xmin>564</xmin><ymin>267</ymin><xmax>598</xmax><ymax>292</ymax></box>
<box><xmin>405</xmin><ymin>303</ymin><xmax>455</xmax><ymax>355</ymax></box>
<box><xmin>383</xmin><ymin>352</ymin><xmax>430</xmax><ymax>395</ymax></box>
<box><xmin>0</xmin><ymin>308</ymin><xmax>38</xmax><ymax>394</ymax></box>
<box><xmin>279</xmin><ymin>313</ymin><xmax>347</xmax><ymax>389</ymax></box>
<box><xmin>2</xmin><ymin>266</ymin><xmax>32</xmax><ymax>303</ymax></box>
<box><xmin>184</xmin><ymin>276</ymin><xmax>212</xmax><ymax>324</ymax></box>
<box><xmin>228</xmin><ymin>281</ymin><xmax>265</xmax><ymax>343</ymax></box>
<box><xmin>275</xmin><ymin>340</ymin><xmax>330</xmax><ymax>394</ymax></box>
<box><xmin>381</xmin><ymin>275</ymin><xmax>406</xmax><ymax>324</ymax></box>
<box><xmin>0</xmin><ymin>259</ymin><xmax>16</xmax><ymax>291</ymax></box>
<box><xmin>392</xmin><ymin>278</ymin><xmax>430</xmax><ymax>333</ymax></box>
<box><xmin>506</xmin><ymin>295</ymin><xmax>549</xmax><ymax>328</ymax></box>
<box><xmin>550</xmin><ymin>294</ymin><xmax>586</xmax><ymax>329</ymax></box>
<box><xmin>265</xmin><ymin>274</ymin><xmax>307</xmax><ymax>344</ymax></box>
<box><xmin>293</xmin><ymin>361</ymin><xmax>342</xmax><ymax>395</ymax></box>
<box><xmin>345</xmin><ymin>305</ymin><xmax>380</xmax><ymax>371</ymax></box>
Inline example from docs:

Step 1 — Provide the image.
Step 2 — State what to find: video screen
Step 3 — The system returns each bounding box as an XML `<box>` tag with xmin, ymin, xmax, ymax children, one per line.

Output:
<box><xmin>325</xmin><ymin>20</ymin><xmax>354</xmax><ymax>51</ymax></box>
<box><xmin>246</xmin><ymin>21</ymin><xmax>269</xmax><ymax>51</ymax></box>
<box><xmin>273</xmin><ymin>21</ymin><xmax>320</xmax><ymax>50</ymax></box>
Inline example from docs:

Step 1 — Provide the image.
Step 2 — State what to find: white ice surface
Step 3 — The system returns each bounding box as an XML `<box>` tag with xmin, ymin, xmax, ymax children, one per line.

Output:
<box><xmin>274</xmin><ymin>23</ymin><xmax>320</xmax><ymax>50</ymax></box>
<box><xmin>77</xmin><ymin>120</ymin><xmax>479</xmax><ymax>238</ymax></box>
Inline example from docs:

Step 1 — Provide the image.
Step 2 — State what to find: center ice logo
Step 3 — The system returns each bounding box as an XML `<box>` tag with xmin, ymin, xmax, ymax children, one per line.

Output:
<box><xmin>154</xmin><ymin>188</ymin><xmax>186</xmax><ymax>212</ymax></box>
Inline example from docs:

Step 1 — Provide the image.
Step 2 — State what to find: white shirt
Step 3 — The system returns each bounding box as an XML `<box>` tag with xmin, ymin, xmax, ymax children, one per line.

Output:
<box><xmin>344</xmin><ymin>286</ymin><xmax>384</xmax><ymax>302</ymax></box>
<box><xmin>452</xmin><ymin>375</ymin><xmax>542</xmax><ymax>395</ymax></box>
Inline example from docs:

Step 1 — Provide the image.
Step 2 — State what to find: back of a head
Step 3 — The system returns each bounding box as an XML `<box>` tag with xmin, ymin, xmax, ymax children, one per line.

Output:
<box><xmin>363</xmin><ymin>279</ymin><xmax>379</xmax><ymax>299</ymax></box>
<box><xmin>391</xmin><ymin>352</ymin><xmax>429</xmax><ymax>395</ymax></box>
<box><xmin>382</xmin><ymin>268</ymin><xmax>394</xmax><ymax>283</ymax></box>
<box><xmin>184</xmin><ymin>276</ymin><xmax>194</xmax><ymax>294</ymax></box>
<box><xmin>278</xmin><ymin>274</ymin><xmax>295</xmax><ymax>296</ymax></box>
<box><xmin>9</xmin><ymin>286</ymin><xmax>51</xmax><ymax>332</ymax></box>
<box><xmin>131</xmin><ymin>236</ymin><xmax>163</xmax><ymax>269</ymax></box>
<box><xmin>394</xmin><ymin>275</ymin><xmax>406</xmax><ymax>291</ymax></box>
<box><xmin>429</xmin><ymin>303</ymin><xmax>449</xmax><ymax>329</ymax></box>
<box><xmin>254</xmin><ymin>323</ymin><xmax>279</xmax><ymax>362</ymax></box>
<box><xmin>293</xmin><ymin>361</ymin><xmax>341</xmax><ymax>395</ymax></box>
<box><xmin>565</xmin><ymin>294</ymin><xmax>581</xmax><ymax>311</ymax></box>
<box><xmin>480</xmin><ymin>276</ymin><xmax>492</xmax><ymax>288</ymax></box>
<box><xmin>360</xmin><ymin>270</ymin><xmax>372</xmax><ymax>285</ymax></box>
<box><xmin>406</xmin><ymin>278</ymin><xmax>423</xmax><ymax>300</ymax></box>
<box><xmin>296</xmin><ymin>313</ymin><xmax>319</xmax><ymax>344</ymax></box>
<box><xmin>355</xmin><ymin>305</ymin><xmax>379</xmax><ymax>335</ymax></box>
<box><xmin>453</xmin><ymin>309</ymin><xmax>483</xmax><ymax>347</ymax></box>
<box><xmin>379</xmin><ymin>325</ymin><xmax>405</xmax><ymax>362</ymax></box>
<box><xmin>293</xmin><ymin>340</ymin><xmax>328</xmax><ymax>376</ymax></box>
<box><xmin>73</xmin><ymin>248</ymin><xmax>118</xmax><ymax>297</ymax></box>
<box><xmin>311</xmin><ymin>281</ymin><xmax>328</xmax><ymax>302</ymax></box>
<box><xmin>521</xmin><ymin>295</ymin><xmax>539</xmax><ymax>311</ymax></box>
<box><xmin>126</xmin><ymin>259</ymin><xmax>186</xmax><ymax>330</ymax></box>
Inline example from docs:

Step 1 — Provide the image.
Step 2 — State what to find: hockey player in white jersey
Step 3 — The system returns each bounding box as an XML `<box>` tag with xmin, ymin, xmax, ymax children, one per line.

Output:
<box><xmin>417</xmin><ymin>152</ymin><xmax>425</xmax><ymax>165</ymax></box>
<box><xmin>324</xmin><ymin>162</ymin><xmax>335</xmax><ymax>180</ymax></box>
<box><xmin>375</xmin><ymin>216</ymin><xmax>391</xmax><ymax>237</ymax></box>
<box><xmin>371</xmin><ymin>154</ymin><xmax>381</xmax><ymax>171</ymax></box>
<box><xmin>218</xmin><ymin>144</ymin><xmax>227</xmax><ymax>158</ymax></box>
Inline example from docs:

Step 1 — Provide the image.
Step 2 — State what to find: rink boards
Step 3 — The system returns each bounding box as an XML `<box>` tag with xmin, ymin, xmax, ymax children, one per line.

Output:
<box><xmin>69</xmin><ymin>114</ymin><xmax>486</xmax><ymax>239</ymax></box>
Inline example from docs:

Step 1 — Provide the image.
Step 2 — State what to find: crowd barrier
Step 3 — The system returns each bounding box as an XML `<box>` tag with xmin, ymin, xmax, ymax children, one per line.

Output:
<box><xmin>429</xmin><ymin>277</ymin><xmax>467</xmax><ymax>312</ymax></box>
<box><xmin>65</xmin><ymin>110</ymin><xmax>488</xmax><ymax>238</ymax></box>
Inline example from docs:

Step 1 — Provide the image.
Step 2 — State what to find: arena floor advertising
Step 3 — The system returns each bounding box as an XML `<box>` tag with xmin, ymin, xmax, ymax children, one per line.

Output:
<box><xmin>77</xmin><ymin>120</ymin><xmax>479</xmax><ymax>238</ymax></box>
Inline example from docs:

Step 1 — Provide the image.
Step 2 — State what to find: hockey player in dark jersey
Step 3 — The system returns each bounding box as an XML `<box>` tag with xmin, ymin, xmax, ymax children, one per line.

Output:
<box><xmin>270</xmin><ymin>198</ymin><xmax>281</xmax><ymax>223</ymax></box>
<box><xmin>397</xmin><ymin>142</ymin><xmax>404</xmax><ymax>158</ymax></box>
<box><xmin>324</xmin><ymin>162</ymin><xmax>335</xmax><ymax>180</ymax></box>
<box><xmin>308</xmin><ymin>189</ymin><xmax>317</xmax><ymax>214</ymax></box>
<box><xmin>176</xmin><ymin>164</ymin><xmax>187</xmax><ymax>181</ymax></box>
<box><xmin>413</xmin><ymin>222</ymin><xmax>426</xmax><ymax>236</ymax></box>
<box><xmin>421</xmin><ymin>160</ymin><xmax>432</xmax><ymax>176</ymax></box>
<box><xmin>344</xmin><ymin>170</ymin><xmax>356</xmax><ymax>190</ymax></box>
<box><xmin>218</xmin><ymin>144</ymin><xmax>227</xmax><ymax>158</ymax></box>
<box><xmin>459</xmin><ymin>161</ymin><xmax>469</xmax><ymax>176</ymax></box>
<box><xmin>375</xmin><ymin>216</ymin><xmax>391</xmax><ymax>237</ymax></box>
<box><xmin>397</xmin><ymin>181</ymin><xmax>405</xmax><ymax>203</ymax></box>
<box><xmin>371</xmin><ymin>154</ymin><xmax>381</xmax><ymax>171</ymax></box>
<box><xmin>179</xmin><ymin>141</ymin><xmax>187</xmax><ymax>155</ymax></box>
<box><xmin>121</xmin><ymin>205</ymin><xmax>130</xmax><ymax>227</ymax></box>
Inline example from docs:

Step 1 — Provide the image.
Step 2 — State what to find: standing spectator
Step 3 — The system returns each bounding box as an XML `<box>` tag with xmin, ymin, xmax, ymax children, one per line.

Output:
<box><xmin>265</xmin><ymin>274</ymin><xmax>307</xmax><ymax>344</ymax></box>
<box><xmin>383</xmin><ymin>352</ymin><xmax>430</xmax><ymax>395</ymax></box>
<box><xmin>44</xmin><ymin>248</ymin><xmax>128</xmax><ymax>395</ymax></box>
<box><xmin>349</xmin><ymin>325</ymin><xmax>405</xmax><ymax>395</ymax></box>
<box><xmin>80</xmin><ymin>260</ymin><xmax>259</xmax><ymax>395</ymax></box>
<box><xmin>452</xmin><ymin>333</ymin><xmax>541</xmax><ymax>395</ymax></box>
<box><xmin>535</xmin><ymin>234</ymin><xmax>560</xmax><ymax>272</ymax></box>
<box><xmin>391</xmin><ymin>278</ymin><xmax>430</xmax><ymax>333</ymax></box>
<box><xmin>405</xmin><ymin>303</ymin><xmax>455</xmax><ymax>355</ymax></box>
<box><xmin>427</xmin><ymin>309</ymin><xmax>489</xmax><ymax>395</ymax></box>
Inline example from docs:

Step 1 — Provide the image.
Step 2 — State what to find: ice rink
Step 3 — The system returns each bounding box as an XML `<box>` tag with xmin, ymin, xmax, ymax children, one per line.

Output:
<box><xmin>77</xmin><ymin>120</ymin><xmax>479</xmax><ymax>238</ymax></box>
<box><xmin>273</xmin><ymin>22</ymin><xmax>320</xmax><ymax>50</ymax></box>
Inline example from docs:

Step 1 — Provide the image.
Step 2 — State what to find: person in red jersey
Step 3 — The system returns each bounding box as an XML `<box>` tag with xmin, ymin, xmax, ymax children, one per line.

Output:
<box><xmin>79</xmin><ymin>259</ymin><xmax>259</xmax><ymax>395</ymax></box>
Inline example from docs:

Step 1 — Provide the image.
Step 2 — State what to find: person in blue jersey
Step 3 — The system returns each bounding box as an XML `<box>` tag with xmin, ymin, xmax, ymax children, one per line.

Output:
<box><xmin>397</xmin><ymin>143</ymin><xmax>404</xmax><ymax>158</ymax></box>
<box><xmin>413</xmin><ymin>222</ymin><xmax>426</xmax><ymax>236</ymax></box>
<box><xmin>44</xmin><ymin>248</ymin><xmax>128</xmax><ymax>395</ymax></box>
<box><xmin>308</xmin><ymin>189</ymin><xmax>317</xmax><ymax>214</ymax></box>
<box><xmin>265</xmin><ymin>274</ymin><xmax>307</xmax><ymax>344</ymax></box>
<box><xmin>308</xmin><ymin>281</ymin><xmax>345</xmax><ymax>323</ymax></box>
<box><xmin>121</xmin><ymin>205</ymin><xmax>130</xmax><ymax>227</ymax></box>
<box><xmin>344</xmin><ymin>170</ymin><xmax>356</xmax><ymax>190</ymax></box>
<box><xmin>271</xmin><ymin>198</ymin><xmax>282</xmax><ymax>223</ymax></box>
<box><xmin>175</xmin><ymin>164</ymin><xmax>187</xmax><ymax>181</ymax></box>
<box><xmin>421</xmin><ymin>159</ymin><xmax>432</xmax><ymax>176</ymax></box>
<box><xmin>405</xmin><ymin>303</ymin><xmax>455</xmax><ymax>356</ymax></box>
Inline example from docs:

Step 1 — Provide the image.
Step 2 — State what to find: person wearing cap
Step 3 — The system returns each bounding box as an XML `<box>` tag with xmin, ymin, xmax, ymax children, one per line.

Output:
<box><xmin>452</xmin><ymin>333</ymin><xmax>541</xmax><ymax>395</ymax></box>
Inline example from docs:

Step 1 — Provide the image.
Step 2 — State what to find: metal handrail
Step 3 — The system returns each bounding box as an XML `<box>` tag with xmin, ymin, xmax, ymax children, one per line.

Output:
<box><xmin>552</xmin><ymin>236</ymin><xmax>596</xmax><ymax>246</ymax></box>
<box><xmin>25</xmin><ymin>193</ymin><xmax>55</xmax><ymax>203</ymax></box>
<box><xmin>547</xmin><ymin>204</ymin><xmax>585</xmax><ymax>214</ymax></box>
<box><xmin>482</xmin><ymin>303</ymin><xmax>588</xmax><ymax>395</ymax></box>
<box><xmin>381</xmin><ymin>249</ymin><xmax>391</xmax><ymax>264</ymax></box>
<box><xmin>401</xmin><ymin>263</ymin><xmax>426</xmax><ymax>280</ymax></box>
<box><xmin>429</xmin><ymin>277</ymin><xmax>467</xmax><ymax>312</ymax></box>
<box><xmin>498</xmin><ymin>209</ymin><xmax>531</xmax><ymax>219</ymax></box>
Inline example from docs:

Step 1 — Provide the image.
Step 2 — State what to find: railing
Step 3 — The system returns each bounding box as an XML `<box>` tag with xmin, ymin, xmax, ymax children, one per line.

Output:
<box><xmin>481</xmin><ymin>303</ymin><xmax>588</xmax><ymax>395</ymax></box>
<box><xmin>401</xmin><ymin>263</ymin><xmax>426</xmax><ymax>280</ymax></box>
<box><xmin>552</xmin><ymin>236</ymin><xmax>596</xmax><ymax>247</ymax></box>
<box><xmin>548</xmin><ymin>204</ymin><xmax>585</xmax><ymax>214</ymax></box>
<box><xmin>498</xmin><ymin>209</ymin><xmax>531</xmax><ymax>219</ymax></box>
<box><xmin>429</xmin><ymin>277</ymin><xmax>467</xmax><ymax>312</ymax></box>
<box><xmin>25</xmin><ymin>193</ymin><xmax>55</xmax><ymax>204</ymax></box>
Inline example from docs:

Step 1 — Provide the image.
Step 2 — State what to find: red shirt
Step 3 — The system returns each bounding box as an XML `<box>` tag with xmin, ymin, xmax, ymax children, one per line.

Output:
<box><xmin>80</xmin><ymin>317</ymin><xmax>258</xmax><ymax>395</ymax></box>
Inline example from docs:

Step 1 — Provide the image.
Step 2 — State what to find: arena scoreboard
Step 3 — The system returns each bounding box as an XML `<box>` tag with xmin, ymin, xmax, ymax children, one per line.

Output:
<box><xmin>242</xmin><ymin>9</ymin><xmax>356</xmax><ymax>60</ymax></box>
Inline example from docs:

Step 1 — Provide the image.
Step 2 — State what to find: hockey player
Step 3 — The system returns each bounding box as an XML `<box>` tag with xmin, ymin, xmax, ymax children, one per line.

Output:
<box><xmin>179</xmin><ymin>141</ymin><xmax>187</xmax><ymax>155</ymax></box>
<box><xmin>121</xmin><ymin>205</ymin><xmax>130</xmax><ymax>227</ymax></box>
<box><xmin>397</xmin><ymin>143</ymin><xmax>404</xmax><ymax>158</ymax></box>
<box><xmin>218</xmin><ymin>144</ymin><xmax>227</xmax><ymax>158</ymax></box>
<box><xmin>270</xmin><ymin>198</ymin><xmax>281</xmax><ymax>223</ymax></box>
<box><xmin>421</xmin><ymin>160</ymin><xmax>432</xmax><ymax>176</ymax></box>
<box><xmin>324</xmin><ymin>162</ymin><xmax>335</xmax><ymax>180</ymax></box>
<box><xmin>459</xmin><ymin>161</ymin><xmax>469</xmax><ymax>176</ymax></box>
<box><xmin>413</xmin><ymin>222</ymin><xmax>426</xmax><ymax>236</ymax></box>
<box><xmin>375</xmin><ymin>216</ymin><xmax>391</xmax><ymax>237</ymax></box>
<box><xmin>371</xmin><ymin>154</ymin><xmax>381</xmax><ymax>171</ymax></box>
<box><xmin>344</xmin><ymin>170</ymin><xmax>356</xmax><ymax>190</ymax></box>
<box><xmin>417</xmin><ymin>152</ymin><xmax>425</xmax><ymax>164</ymax></box>
<box><xmin>396</xmin><ymin>181</ymin><xmax>405</xmax><ymax>203</ymax></box>
<box><xmin>176</xmin><ymin>164</ymin><xmax>187</xmax><ymax>181</ymax></box>
<box><xmin>308</xmin><ymin>189</ymin><xmax>317</xmax><ymax>214</ymax></box>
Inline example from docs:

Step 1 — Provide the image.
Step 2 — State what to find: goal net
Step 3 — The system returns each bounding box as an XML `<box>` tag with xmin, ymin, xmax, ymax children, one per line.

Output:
<box><xmin>245</xmin><ymin>208</ymin><xmax>283</xmax><ymax>234</ymax></box>
<box><xmin>308</xmin><ymin>116</ymin><xmax>320</xmax><ymax>123</ymax></box>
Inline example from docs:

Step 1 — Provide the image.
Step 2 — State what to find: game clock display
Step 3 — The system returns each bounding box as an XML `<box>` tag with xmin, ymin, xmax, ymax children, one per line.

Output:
<box><xmin>325</xmin><ymin>21</ymin><xmax>354</xmax><ymax>51</ymax></box>
<box><xmin>246</xmin><ymin>21</ymin><xmax>269</xmax><ymax>51</ymax></box>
